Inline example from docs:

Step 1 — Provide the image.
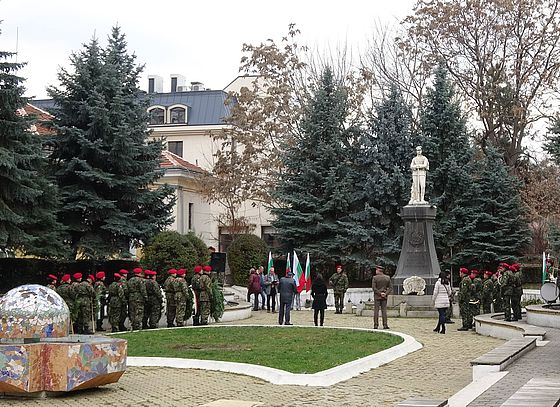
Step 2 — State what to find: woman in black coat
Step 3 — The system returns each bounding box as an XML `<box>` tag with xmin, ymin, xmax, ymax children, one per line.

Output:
<box><xmin>311</xmin><ymin>273</ymin><xmax>328</xmax><ymax>326</ymax></box>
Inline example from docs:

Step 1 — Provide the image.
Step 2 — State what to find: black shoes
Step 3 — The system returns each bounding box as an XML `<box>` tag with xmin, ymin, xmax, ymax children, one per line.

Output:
<box><xmin>457</xmin><ymin>327</ymin><xmax>470</xmax><ymax>331</ymax></box>
<box><xmin>383</xmin><ymin>326</ymin><xmax>390</xmax><ymax>329</ymax></box>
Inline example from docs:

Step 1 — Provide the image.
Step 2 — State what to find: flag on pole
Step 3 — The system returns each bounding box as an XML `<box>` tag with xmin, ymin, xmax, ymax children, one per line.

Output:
<box><xmin>293</xmin><ymin>251</ymin><xmax>305</xmax><ymax>292</ymax></box>
<box><xmin>285</xmin><ymin>253</ymin><xmax>291</xmax><ymax>276</ymax></box>
<box><xmin>542</xmin><ymin>252</ymin><xmax>548</xmax><ymax>284</ymax></box>
<box><xmin>267</xmin><ymin>252</ymin><xmax>274</xmax><ymax>273</ymax></box>
<box><xmin>304</xmin><ymin>253</ymin><xmax>311</xmax><ymax>292</ymax></box>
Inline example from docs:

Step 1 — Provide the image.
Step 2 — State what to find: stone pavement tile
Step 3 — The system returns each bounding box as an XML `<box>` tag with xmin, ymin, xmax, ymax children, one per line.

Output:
<box><xmin>0</xmin><ymin>312</ymin><xmax>503</xmax><ymax>407</ymax></box>
<box><xmin>200</xmin><ymin>400</ymin><xmax>263</xmax><ymax>407</ymax></box>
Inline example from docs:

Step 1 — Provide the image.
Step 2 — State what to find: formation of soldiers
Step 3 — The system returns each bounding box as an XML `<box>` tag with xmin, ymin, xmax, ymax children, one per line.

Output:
<box><xmin>457</xmin><ymin>262</ymin><xmax>523</xmax><ymax>331</ymax></box>
<box><xmin>49</xmin><ymin>264</ymin><xmax>218</xmax><ymax>333</ymax></box>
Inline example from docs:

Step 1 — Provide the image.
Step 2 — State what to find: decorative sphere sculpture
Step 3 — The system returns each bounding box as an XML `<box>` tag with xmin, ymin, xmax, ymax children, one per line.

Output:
<box><xmin>0</xmin><ymin>284</ymin><xmax>70</xmax><ymax>340</ymax></box>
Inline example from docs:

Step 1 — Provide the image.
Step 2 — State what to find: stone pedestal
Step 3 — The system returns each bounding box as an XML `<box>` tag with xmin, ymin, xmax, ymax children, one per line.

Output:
<box><xmin>393</xmin><ymin>205</ymin><xmax>441</xmax><ymax>295</ymax></box>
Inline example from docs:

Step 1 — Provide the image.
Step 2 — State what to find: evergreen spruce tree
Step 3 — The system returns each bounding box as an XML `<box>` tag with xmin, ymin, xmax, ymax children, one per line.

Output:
<box><xmin>271</xmin><ymin>67</ymin><xmax>353</xmax><ymax>267</ymax></box>
<box><xmin>544</xmin><ymin>116</ymin><xmax>560</xmax><ymax>165</ymax></box>
<box><xmin>48</xmin><ymin>28</ymin><xmax>174</xmax><ymax>259</ymax></box>
<box><xmin>339</xmin><ymin>86</ymin><xmax>415</xmax><ymax>267</ymax></box>
<box><xmin>453</xmin><ymin>148</ymin><xmax>531</xmax><ymax>268</ymax></box>
<box><xmin>419</xmin><ymin>65</ymin><xmax>474</xmax><ymax>260</ymax></box>
<box><xmin>0</xmin><ymin>48</ymin><xmax>66</xmax><ymax>257</ymax></box>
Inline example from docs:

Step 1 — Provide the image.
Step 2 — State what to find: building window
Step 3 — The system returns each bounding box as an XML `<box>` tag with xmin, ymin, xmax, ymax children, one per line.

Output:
<box><xmin>168</xmin><ymin>141</ymin><xmax>183</xmax><ymax>157</ymax></box>
<box><xmin>262</xmin><ymin>226</ymin><xmax>281</xmax><ymax>249</ymax></box>
<box><xmin>171</xmin><ymin>77</ymin><xmax>178</xmax><ymax>93</ymax></box>
<box><xmin>188</xmin><ymin>202</ymin><xmax>194</xmax><ymax>230</ymax></box>
<box><xmin>170</xmin><ymin>107</ymin><xmax>186</xmax><ymax>124</ymax></box>
<box><xmin>148</xmin><ymin>78</ymin><xmax>155</xmax><ymax>94</ymax></box>
<box><xmin>149</xmin><ymin>108</ymin><xmax>165</xmax><ymax>125</ymax></box>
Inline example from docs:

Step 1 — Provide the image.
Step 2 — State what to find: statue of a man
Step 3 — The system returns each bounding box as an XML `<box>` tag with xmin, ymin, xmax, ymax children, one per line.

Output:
<box><xmin>409</xmin><ymin>146</ymin><xmax>429</xmax><ymax>205</ymax></box>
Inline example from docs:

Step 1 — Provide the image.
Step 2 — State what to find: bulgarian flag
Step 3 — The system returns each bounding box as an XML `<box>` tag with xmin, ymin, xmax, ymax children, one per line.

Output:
<box><xmin>293</xmin><ymin>251</ymin><xmax>305</xmax><ymax>293</ymax></box>
<box><xmin>285</xmin><ymin>252</ymin><xmax>291</xmax><ymax>276</ymax></box>
<box><xmin>304</xmin><ymin>253</ymin><xmax>311</xmax><ymax>292</ymax></box>
<box><xmin>542</xmin><ymin>252</ymin><xmax>547</xmax><ymax>284</ymax></box>
<box><xmin>267</xmin><ymin>252</ymin><xmax>274</xmax><ymax>273</ymax></box>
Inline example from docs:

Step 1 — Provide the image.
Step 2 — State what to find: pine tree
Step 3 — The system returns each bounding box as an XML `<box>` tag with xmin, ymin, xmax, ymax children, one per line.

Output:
<box><xmin>452</xmin><ymin>148</ymin><xmax>531</xmax><ymax>268</ymax></box>
<box><xmin>544</xmin><ymin>116</ymin><xmax>560</xmax><ymax>165</ymax></box>
<box><xmin>420</xmin><ymin>65</ymin><xmax>474</xmax><ymax>259</ymax></box>
<box><xmin>271</xmin><ymin>67</ymin><xmax>353</xmax><ymax>267</ymax></box>
<box><xmin>0</xmin><ymin>48</ymin><xmax>66</xmax><ymax>257</ymax></box>
<box><xmin>48</xmin><ymin>28</ymin><xmax>174</xmax><ymax>259</ymax></box>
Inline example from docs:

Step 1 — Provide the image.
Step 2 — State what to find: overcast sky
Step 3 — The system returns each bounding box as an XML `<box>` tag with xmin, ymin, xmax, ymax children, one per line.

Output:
<box><xmin>0</xmin><ymin>0</ymin><xmax>415</xmax><ymax>99</ymax></box>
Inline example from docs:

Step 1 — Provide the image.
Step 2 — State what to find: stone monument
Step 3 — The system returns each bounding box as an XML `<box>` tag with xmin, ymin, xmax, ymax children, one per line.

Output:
<box><xmin>393</xmin><ymin>146</ymin><xmax>441</xmax><ymax>295</ymax></box>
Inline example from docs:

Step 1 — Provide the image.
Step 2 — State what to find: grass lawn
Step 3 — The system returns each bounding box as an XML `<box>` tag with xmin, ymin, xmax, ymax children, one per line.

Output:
<box><xmin>114</xmin><ymin>326</ymin><xmax>403</xmax><ymax>374</ymax></box>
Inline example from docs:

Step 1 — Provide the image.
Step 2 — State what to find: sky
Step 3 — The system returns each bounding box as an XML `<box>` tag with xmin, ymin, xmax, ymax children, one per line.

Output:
<box><xmin>0</xmin><ymin>0</ymin><xmax>415</xmax><ymax>99</ymax></box>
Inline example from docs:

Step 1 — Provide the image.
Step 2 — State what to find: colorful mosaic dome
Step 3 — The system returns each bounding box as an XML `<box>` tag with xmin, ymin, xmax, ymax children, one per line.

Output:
<box><xmin>0</xmin><ymin>284</ymin><xmax>70</xmax><ymax>340</ymax></box>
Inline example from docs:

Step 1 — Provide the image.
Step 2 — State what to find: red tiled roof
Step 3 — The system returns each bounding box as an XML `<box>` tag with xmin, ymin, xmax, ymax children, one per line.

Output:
<box><xmin>20</xmin><ymin>103</ymin><xmax>55</xmax><ymax>135</ymax></box>
<box><xmin>160</xmin><ymin>150</ymin><xmax>205</xmax><ymax>173</ymax></box>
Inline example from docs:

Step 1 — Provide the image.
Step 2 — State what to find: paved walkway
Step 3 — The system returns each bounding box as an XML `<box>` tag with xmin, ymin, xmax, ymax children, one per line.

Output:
<box><xmin>468</xmin><ymin>320</ymin><xmax>560</xmax><ymax>407</ymax></box>
<box><xmin>4</xmin><ymin>312</ymin><xmax>503</xmax><ymax>407</ymax></box>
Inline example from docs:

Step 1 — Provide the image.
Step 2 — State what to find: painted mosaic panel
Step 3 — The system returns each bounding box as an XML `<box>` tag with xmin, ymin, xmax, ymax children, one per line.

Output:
<box><xmin>0</xmin><ymin>345</ymin><xmax>29</xmax><ymax>390</ymax></box>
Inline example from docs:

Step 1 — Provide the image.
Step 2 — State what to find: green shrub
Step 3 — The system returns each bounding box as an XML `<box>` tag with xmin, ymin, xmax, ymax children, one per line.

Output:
<box><xmin>227</xmin><ymin>234</ymin><xmax>268</xmax><ymax>286</ymax></box>
<box><xmin>141</xmin><ymin>231</ymin><xmax>197</xmax><ymax>283</ymax></box>
<box><xmin>185</xmin><ymin>232</ymin><xmax>210</xmax><ymax>265</ymax></box>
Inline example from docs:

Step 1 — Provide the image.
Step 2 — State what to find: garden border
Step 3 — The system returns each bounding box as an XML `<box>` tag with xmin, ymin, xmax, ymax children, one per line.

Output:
<box><xmin>122</xmin><ymin>324</ymin><xmax>422</xmax><ymax>386</ymax></box>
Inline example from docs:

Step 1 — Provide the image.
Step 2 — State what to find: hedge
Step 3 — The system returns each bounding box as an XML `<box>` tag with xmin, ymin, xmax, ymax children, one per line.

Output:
<box><xmin>227</xmin><ymin>234</ymin><xmax>268</xmax><ymax>286</ymax></box>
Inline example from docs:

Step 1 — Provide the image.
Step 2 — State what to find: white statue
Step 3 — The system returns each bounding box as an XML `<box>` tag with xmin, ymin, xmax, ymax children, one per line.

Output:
<box><xmin>408</xmin><ymin>146</ymin><xmax>429</xmax><ymax>205</ymax></box>
<box><xmin>402</xmin><ymin>276</ymin><xmax>426</xmax><ymax>295</ymax></box>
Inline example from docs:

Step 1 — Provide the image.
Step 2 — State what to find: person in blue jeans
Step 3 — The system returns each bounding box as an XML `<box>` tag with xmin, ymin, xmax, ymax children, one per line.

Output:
<box><xmin>278</xmin><ymin>271</ymin><xmax>297</xmax><ymax>325</ymax></box>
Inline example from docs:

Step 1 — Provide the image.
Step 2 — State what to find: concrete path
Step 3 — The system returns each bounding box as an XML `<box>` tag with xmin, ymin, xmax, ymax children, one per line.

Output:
<box><xmin>468</xmin><ymin>320</ymin><xmax>560</xmax><ymax>407</ymax></box>
<box><xmin>6</xmin><ymin>312</ymin><xmax>503</xmax><ymax>407</ymax></box>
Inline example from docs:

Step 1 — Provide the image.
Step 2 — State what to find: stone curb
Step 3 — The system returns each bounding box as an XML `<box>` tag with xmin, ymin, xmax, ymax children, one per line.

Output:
<box><xmin>124</xmin><ymin>324</ymin><xmax>423</xmax><ymax>386</ymax></box>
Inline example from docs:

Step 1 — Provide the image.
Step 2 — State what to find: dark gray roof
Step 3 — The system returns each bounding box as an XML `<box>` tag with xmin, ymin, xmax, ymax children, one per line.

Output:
<box><xmin>30</xmin><ymin>89</ymin><xmax>234</xmax><ymax>126</ymax></box>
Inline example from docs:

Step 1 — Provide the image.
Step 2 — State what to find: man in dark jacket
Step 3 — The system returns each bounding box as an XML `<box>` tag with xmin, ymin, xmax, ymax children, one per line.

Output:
<box><xmin>278</xmin><ymin>271</ymin><xmax>297</xmax><ymax>325</ymax></box>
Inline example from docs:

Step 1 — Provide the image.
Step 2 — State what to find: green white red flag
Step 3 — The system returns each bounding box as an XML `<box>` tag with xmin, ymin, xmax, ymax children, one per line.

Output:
<box><xmin>304</xmin><ymin>253</ymin><xmax>311</xmax><ymax>292</ymax></box>
<box><xmin>293</xmin><ymin>251</ymin><xmax>305</xmax><ymax>293</ymax></box>
<box><xmin>285</xmin><ymin>253</ymin><xmax>291</xmax><ymax>276</ymax></box>
<box><xmin>267</xmin><ymin>252</ymin><xmax>273</xmax><ymax>274</ymax></box>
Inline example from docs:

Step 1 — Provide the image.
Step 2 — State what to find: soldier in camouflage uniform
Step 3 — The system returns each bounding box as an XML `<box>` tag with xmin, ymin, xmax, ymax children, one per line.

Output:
<box><xmin>191</xmin><ymin>266</ymin><xmax>203</xmax><ymax>326</ymax></box>
<box><xmin>199</xmin><ymin>266</ymin><xmax>214</xmax><ymax>325</ymax></box>
<box><xmin>164</xmin><ymin>269</ymin><xmax>177</xmax><ymax>327</ymax></box>
<box><xmin>143</xmin><ymin>270</ymin><xmax>163</xmax><ymax>329</ymax></box>
<box><xmin>329</xmin><ymin>265</ymin><xmax>349</xmax><ymax>314</ymax></box>
<box><xmin>511</xmin><ymin>263</ymin><xmax>523</xmax><ymax>321</ymax></box>
<box><xmin>500</xmin><ymin>263</ymin><xmax>514</xmax><ymax>321</ymax></box>
<box><xmin>118</xmin><ymin>269</ymin><xmax>129</xmax><ymax>331</ymax></box>
<box><xmin>178</xmin><ymin>268</ymin><xmax>193</xmax><ymax>323</ymax></box>
<box><xmin>492</xmin><ymin>264</ymin><xmax>506</xmax><ymax>313</ymax></box>
<box><xmin>94</xmin><ymin>271</ymin><xmax>107</xmax><ymax>331</ymax></box>
<box><xmin>127</xmin><ymin>268</ymin><xmax>148</xmax><ymax>330</ymax></box>
<box><xmin>481</xmin><ymin>270</ymin><xmax>494</xmax><ymax>314</ymax></box>
<box><xmin>457</xmin><ymin>267</ymin><xmax>473</xmax><ymax>331</ymax></box>
<box><xmin>74</xmin><ymin>273</ymin><xmax>96</xmax><ymax>334</ymax></box>
<box><xmin>57</xmin><ymin>274</ymin><xmax>76</xmax><ymax>331</ymax></box>
<box><xmin>471</xmin><ymin>269</ymin><xmax>482</xmax><ymax>320</ymax></box>
<box><xmin>47</xmin><ymin>274</ymin><xmax>57</xmax><ymax>290</ymax></box>
<box><xmin>173</xmin><ymin>269</ymin><xmax>189</xmax><ymax>326</ymax></box>
<box><xmin>107</xmin><ymin>272</ymin><xmax>126</xmax><ymax>332</ymax></box>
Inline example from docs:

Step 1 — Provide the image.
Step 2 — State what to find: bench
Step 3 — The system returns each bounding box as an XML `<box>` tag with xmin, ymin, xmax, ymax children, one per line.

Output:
<box><xmin>395</xmin><ymin>400</ymin><xmax>448</xmax><ymax>407</ymax></box>
<box><xmin>474</xmin><ymin>313</ymin><xmax>547</xmax><ymax>340</ymax></box>
<box><xmin>501</xmin><ymin>377</ymin><xmax>560</xmax><ymax>406</ymax></box>
<box><xmin>470</xmin><ymin>337</ymin><xmax>537</xmax><ymax>379</ymax></box>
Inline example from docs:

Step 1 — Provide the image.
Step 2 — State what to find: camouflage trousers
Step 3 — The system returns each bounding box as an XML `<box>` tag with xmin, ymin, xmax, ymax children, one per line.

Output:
<box><xmin>128</xmin><ymin>300</ymin><xmax>145</xmax><ymax>330</ymax></box>
<box><xmin>503</xmin><ymin>295</ymin><xmax>512</xmax><ymax>320</ymax></box>
<box><xmin>459</xmin><ymin>300</ymin><xmax>473</xmax><ymax>328</ymax></box>
<box><xmin>143</xmin><ymin>302</ymin><xmax>162</xmax><ymax>329</ymax></box>
<box><xmin>108</xmin><ymin>300</ymin><xmax>122</xmax><ymax>332</ymax></box>
<box><xmin>511</xmin><ymin>294</ymin><xmax>522</xmax><ymax>320</ymax></box>
<box><xmin>482</xmin><ymin>300</ymin><xmax>492</xmax><ymax>314</ymax></box>
<box><xmin>494</xmin><ymin>298</ymin><xmax>503</xmax><ymax>313</ymax></box>
<box><xmin>76</xmin><ymin>300</ymin><xmax>93</xmax><ymax>334</ymax></box>
<box><xmin>166</xmin><ymin>295</ymin><xmax>176</xmax><ymax>327</ymax></box>
<box><xmin>445</xmin><ymin>302</ymin><xmax>454</xmax><ymax>321</ymax></box>
<box><xmin>175</xmin><ymin>297</ymin><xmax>187</xmax><ymax>326</ymax></box>
<box><xmin>199</xmin><ymin>301</ymin><xmax>210</xmax><ymax>325</ymax></box>
<box><xmin>119</xmin><ymin>303</ymin><xmax>128</xmax><ymax>330</ymax></box>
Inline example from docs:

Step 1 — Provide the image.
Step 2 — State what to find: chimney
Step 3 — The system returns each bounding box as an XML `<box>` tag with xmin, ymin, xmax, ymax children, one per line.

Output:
<box><xmin>147</xmin><ymin>75</ymin><xmax>163</xmax><ymax>93</ymax></box>
<box><xmin>190</xmin><ymin>81</ymin><xmax>205</xmax><ymax>91</ymax></box>
<box><xmin>170</xmin><ymin>74</ymin><xmax>186</xmax><ymax>92</ymax></box>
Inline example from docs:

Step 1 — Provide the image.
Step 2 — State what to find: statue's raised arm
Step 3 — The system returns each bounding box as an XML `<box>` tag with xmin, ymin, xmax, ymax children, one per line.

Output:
<box><xmin>408</xmin><ymin>146</ymin><xmax>429</xmax><ymax>205</ymax></box>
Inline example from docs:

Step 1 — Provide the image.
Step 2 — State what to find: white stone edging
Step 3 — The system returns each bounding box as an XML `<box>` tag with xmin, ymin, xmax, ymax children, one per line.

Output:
<box><xmin>125</xmin><ymin>324</ymin><xmax>422</xmax><ymax>387</ymax></box>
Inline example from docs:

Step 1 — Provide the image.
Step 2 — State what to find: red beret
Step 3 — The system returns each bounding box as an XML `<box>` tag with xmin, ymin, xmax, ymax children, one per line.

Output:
<box><xmin>459</xmin><ymin>267</ymin><xmax>469</xmax><ymax>274</ymax></box>
<box><xmin>96</xmin><ymin>271</ymin><xmax>105</xmax><ymax>279</ymax></box>
<box><xmin>73</xmin><ymin>273</ymin><xmax>82</xmax><ymax>280</ymax></box>
<box><xmin>145</xmin><ymin>270</ymin><xmax>155</xmax><ymax>276</ymax></box>
<box><xmin>48</xmin><ymin>274</ymin><xmax>57</xmax><ymax>280</ymax></box>
<box><xmin>194</xmin><ymin>266</ymin><xmax>203</xmax><ymax>273</ymax></box>
<box><xmin>484</xmin><ymin>270</ymin><xmax>493</xmax><ymax>275</ymax></box>
<box><xmin>176</xmin><ymin>269</ymin><xmax>185</xmax><ymax>276</ymax></box>
<box><xmin>498</xmin><ymin>263</ymin><xmax>509</xmax><ymax>269</ymax></box>
<box><xmin>114</xmin><ymin>273</ymin><xmax>122</xmax><ymax>279</ymax></box>
<box><xmin>511</xmin><ymin>263</ymin><xmax>521</xmax><ymax>271</ymax></box>
<box><xmin>203</xmin><ymin>265</ymin><xmax>212</xmax><ymax>272</ymax></box>
<box><xmin>87</xmin><ymin>274</ymin><xmax>95</xmax><ymax>282</ymax></box>
<box><xmin>119</xmin><ymin>269</ymin><xmax>129</xmax><ymax>275</ymax></box>
<box><xmin>336</xmin><ymin>264</ymin><xmax>343</xmax><ymax>269</ymax></box>
<box><xmin>61</xmin><ymin>274</ymin><xmax>71</xmax><ymax>282</ymax></box>
<box><xmin>133</xmin><ymin>267</ymin><xmax>143</xmax><ymax>274</ymax></box>
<box><xmin>168</xmin><ymin>268</ymin><xmax>177</xmax><ymax>275</ymax></box>
<box><xmin>470</xmin><ymin>269</ymin><xmax>479</xmax><ymax>275</ymax></box>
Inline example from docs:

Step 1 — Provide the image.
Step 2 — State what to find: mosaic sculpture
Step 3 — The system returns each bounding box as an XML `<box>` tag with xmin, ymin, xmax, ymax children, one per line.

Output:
<box><xmin>0</xmin><ymin>284</ymin><xmax>126</xmax><ymax>396</ymax></box>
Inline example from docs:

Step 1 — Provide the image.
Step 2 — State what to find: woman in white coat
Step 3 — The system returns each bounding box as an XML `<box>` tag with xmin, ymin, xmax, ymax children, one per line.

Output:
<box><xmin>432</xmin><ymin>271</ymin><xmax>452</xmax><ymax>334</ymax></box>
